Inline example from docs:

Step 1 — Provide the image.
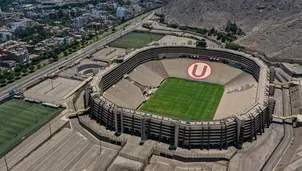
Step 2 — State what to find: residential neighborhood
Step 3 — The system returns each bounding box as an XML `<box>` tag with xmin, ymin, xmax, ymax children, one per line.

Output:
<box><xmin>0</xmin><ymin>0</ymin><xmax>165</xmax><ymax>86</ymax></box>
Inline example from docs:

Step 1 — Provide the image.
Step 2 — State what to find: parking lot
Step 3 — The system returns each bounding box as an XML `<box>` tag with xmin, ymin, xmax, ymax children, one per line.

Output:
<box><xmin>24</xmin><ymin>77</ymin><xmax>82</xmax><ymax>105</ymax></box>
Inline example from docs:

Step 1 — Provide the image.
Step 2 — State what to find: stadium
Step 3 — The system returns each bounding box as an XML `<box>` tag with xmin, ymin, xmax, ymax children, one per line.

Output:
<box><xmin>85</xmin><ymin>46</ymin><xmax>273</xmax><ymax>150</ymax></box>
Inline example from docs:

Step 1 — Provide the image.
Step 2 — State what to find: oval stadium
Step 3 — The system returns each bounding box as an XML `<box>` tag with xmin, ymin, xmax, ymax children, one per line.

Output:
<box><xmin>84</xmin><ymin>46</ymin><xmax>273</xmax><ymax>150</ymax></box>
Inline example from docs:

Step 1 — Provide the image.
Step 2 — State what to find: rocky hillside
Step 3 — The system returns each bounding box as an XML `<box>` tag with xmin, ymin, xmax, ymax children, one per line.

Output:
<box><xmin>160</xmin><ymin>0</ymin><xmax>302</xmax><ymax>61</ymax></box>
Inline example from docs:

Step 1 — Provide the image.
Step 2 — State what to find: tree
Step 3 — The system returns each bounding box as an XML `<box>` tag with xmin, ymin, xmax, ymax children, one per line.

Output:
<box><xmin>31</xmin><ymin>56</ymin><xmax>41</xmax><ymax>64</ymax></box>
<box><xmin>196</xmin><ymin>39</ymin><xmax>207</xmax><ymax>47</ymax></box>
<box><xmin>7</xmin><ymin>73</ymin><xmax>15</xmax><ymax>81</ymax></box>
<box><xmin>29</xmin><ymin>65</ymin><xmax>35</xmax><ymax>71</ymax></box>
<box><xmin>225</xmin><ymin>42</ymin><xmax>244</xmax><ymax>50</ymax></box>
<box><xmin>53</xmin><ymin>48</ymin><xmax>61</xmax><ymax>55</ymax></box>
<box><xmin>225</xmin><ymin>20</ymin><xmax>242</xmax><ymax>35</ymax></box>
<box><xmin>0</xmin><ymin>79</ymin><xmax>6</xmax><ymax>86</ymax></box>
<box><xmin>159</xmin><ymin>16</ymin><xmax>165</xmax><ymax>23</ymax></box>
<box><xmin>237</xmin><ymin>28</ymin><xmax>245</xmax><ymax>36</ymax></box>
<box><xmin>179</xmin><ymin>25</ymin><xmax>188</xmax><ymax>30</ymax></box>
<box><xmin>60</xmin><ymin>45</ymin><xmax>68</xmax><ymax>52</ymax></box>
<box><xmin>217</xmin><ymin>35</ymin><xmax>222</xmax><ymax>40</ymax></box>
<box><xmin>88</xmin><ymin>32</ymin><xmax>95</xmax><ymax>39</ymax></box>
<box><xmin>116</xmin><ymin>0</ymin><xmax>124</xmax><ymax>5</ymax></box>
<box><xmin>14</xmin><ymin>67</ymin><xmax>22</xmax><ymax>73</ymax></box>
<box><xmin>0</xmin><ymin>79</ymin><xmax>5</xmax><ymax>84</ymax></box>
<box><xmin>125</xmin><ymin>0</ymin><xmax>130</xmax><ymax>5</ymax></box>
<box><xmin>111</xmin><ymin>28</ymin><xmax>116</xmax><ymax>32</ymax></box>
<box><xmin>14</xmin><ymin>25</ymin><xmax>51</xmax><ymax>45</ymax></box>
<box><xmin>2</xmin><ymin>70</ymin><xmax>10</xmax><ymax>78</ymax></box>
<box><xmin>209</xmin><ymin>27</ymin><xmax>216</xmax><ymax>34</ymax></box>
<box><xmin>36</xmin><ymin>64</ymin><xmax>41</xmax><ymax>69</ymax></box>
<box><xmin>21</xmin><ymin>68</ymin><xmax>28</xmax><ymax>73</ymax></box>
<box><xmin>167</xmin><ymin>23</ymin><xmax>178</xmax><ymax>28</ymax></box>
<box><xmin>15</xmin><ymin>72</ymin><xmax>21</xmax><ymax>77</ymax></box>
<box><xmin>197</xmin><ymin>28</ymin><xmax>208</xmax><ymax>35</ymax></box>
<box><xmin>64</xmin><ymin>50</ymin><xmax>68</xmax><ymax>56</ymax></box>
<box><xmin>52</xmin><ymin>55</ymin><xmax>59</xmax><ymax>61</ymax></box>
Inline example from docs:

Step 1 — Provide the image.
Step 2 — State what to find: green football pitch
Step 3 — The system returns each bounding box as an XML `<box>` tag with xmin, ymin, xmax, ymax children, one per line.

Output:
<box><xmin>140</xmin><ymin>78</ymin><xmax>224</xmax><ymax>120</ymax></box>
<box><xmin>109</xmin><ymin>32</ymin><xmax>164</xmax><ymax>49</ymax></box>
<box><xmin>0</xmin><ymin>99</ymin><xmax>63</xmax><ymax>154</ymax></box>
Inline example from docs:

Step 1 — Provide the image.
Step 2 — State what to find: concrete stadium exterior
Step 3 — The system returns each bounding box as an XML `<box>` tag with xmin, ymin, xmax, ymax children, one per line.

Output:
<box><xmin>84</xmin><ymin>46</ymin><xmax>273</xmax><ymax>150</ymax></box>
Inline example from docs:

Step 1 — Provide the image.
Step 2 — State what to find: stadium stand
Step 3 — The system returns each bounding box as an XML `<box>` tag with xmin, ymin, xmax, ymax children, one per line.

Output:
<box><xmin>215</xmin><ymin>73</ymin><xmax>258</xmax><ymax>119</ymax></box>
<box><xmin>129</xmin><ymin>64</ymin><xmax>165</xmax><ymax>87</ymax></box>
<box><xmin>87</xmin><ymin>46</ymin><xmax>270</xmax><ymax>150</ymax></box>
<box><xmin>103</xmin><ymin>79</ymin><xmax>145</xmax><ymax>109</ymax></box>
<box><xmin>143</xmin><ymin>60</ymin><xmax>169</xmax><ymax>79</ymax></box>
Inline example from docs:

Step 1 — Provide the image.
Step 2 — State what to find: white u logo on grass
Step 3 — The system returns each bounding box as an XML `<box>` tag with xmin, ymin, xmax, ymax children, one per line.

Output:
<box><xmin>187</xmin><ymin>62</ymin><xmax>212</xmax><ymax>80</ymax></box>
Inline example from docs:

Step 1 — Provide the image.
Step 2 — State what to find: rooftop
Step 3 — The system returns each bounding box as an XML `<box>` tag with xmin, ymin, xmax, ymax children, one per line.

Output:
<box><xmin>283</xmin><ymin>63</ymin><xmax>302</xmax><ymax>75</ymax></box>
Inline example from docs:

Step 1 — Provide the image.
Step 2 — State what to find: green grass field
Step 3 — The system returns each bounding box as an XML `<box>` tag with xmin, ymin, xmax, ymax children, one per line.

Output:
<box><xmin>140</xmin><ymin>78</ymin><xmax>224</xmax><ymax>120</ymax></box>
<box><xmin>0</xmin><ymin>99</ymin><xmax>63</xmax><ymax>154</ymax></box>
<box><xmin>109</xmin><ymin>32</ymin><xmax>164</xmax><ymax>49</ymax></box>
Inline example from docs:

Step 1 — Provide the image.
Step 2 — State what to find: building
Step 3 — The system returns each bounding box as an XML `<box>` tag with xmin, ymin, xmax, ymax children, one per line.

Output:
<box><xmin>116</xmin><ymin>7</ymin><xmax>127</xmax><ymax>18</ymax></box>
<box><xmin>72</xmin><ymin>16</ymin><xmax>88</xmax><ymax>28</ymax></box>
<box><xmin>0</xmin><ymin>41</ymin><xmax>29</xmax><ymax>63</ymax></box>
<box><xmin>24</xmin><ymin>11</ymin><xmax>39</xmax><ymax>19</ymax></box>
<box><xmin>10</xmin><ymin>19</ymin><xmax>36</xmax><ymax>32</ymax></box>
<box><xmin>0</xmin><ymin>32</ymin><xmax>13</xmax><ymax>41</ymax></box>
<box><xmin>289</xmin><ymin>85</ymin><xmax>302</xmax><ymax>114</ymax></box>
<box><xmin>92</xmin><ymin>8</ymin><xmax>101</xmax><ymax>18</ymax></box>
<box><xmin>34</xmin><ymin>37</ymin><xmax>67</xmax><ymax>52</ymax></box>
<box><xmin>86</xmin><ymin>22</ymin><xmax>107</xmax><ymax>31</ymax></box>
<box><xmin>0</xmin><ymin>59</ymin><xmax>16</xmax><ymax>69</ymax></box>
<box><xmin>0</xmin><ymin>49</ymin><xmax>29</xmax><ymax>63</ymax></box>
<box><xmin>86</xmin><ymin>46</ymin><xmax>271</xmax><ymax>150</ymax></box>
<box><xmin>281</xmin><ymin>63</ymin><xmax>302</xmax><ymax>77</ymax></box>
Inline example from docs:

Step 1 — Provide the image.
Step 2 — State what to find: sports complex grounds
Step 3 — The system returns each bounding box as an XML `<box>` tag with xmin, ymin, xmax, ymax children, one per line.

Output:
<box><xmin>109</xmin><ymin>32</ymin><xmax>164</xmax><ymax>49</ymax></box>
<box><xmin>0</xmin><ymin>99</ymin><xmax>63</xmax><ymax>155</ymax></box>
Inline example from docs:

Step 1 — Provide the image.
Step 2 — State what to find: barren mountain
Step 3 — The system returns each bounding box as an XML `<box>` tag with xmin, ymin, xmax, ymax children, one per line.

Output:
<box><xmin>160</xmin><ymin>0</ymin><xmax>302</xmax><ymax>60</ymax></box>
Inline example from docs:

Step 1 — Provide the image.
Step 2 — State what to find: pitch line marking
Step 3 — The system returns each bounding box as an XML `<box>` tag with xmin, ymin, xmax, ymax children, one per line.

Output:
<box><xmin>185</xmin><ymin>83</ymin><xmax>202</xmax><ymax>119</ymax></box>
<box><xmin>168</xmin><ymin>80</ymin><xmax>188</xmax><ymax>114</ymax></box>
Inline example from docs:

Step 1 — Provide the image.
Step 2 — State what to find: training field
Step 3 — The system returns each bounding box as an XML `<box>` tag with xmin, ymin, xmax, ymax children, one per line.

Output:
<box><xmin>109</xmin><ymin>32</ymin><xmax>164</xmax><ymax>49</ymax></box>
<box><xmin>0</xmin><ymin>99</ymin><xmax>63</xmax><ymax>154</ymax></box>
<box><xmin>140</xmin><ymin>78</ymin><xmax>224</xmax><ymax>120</ymax></box>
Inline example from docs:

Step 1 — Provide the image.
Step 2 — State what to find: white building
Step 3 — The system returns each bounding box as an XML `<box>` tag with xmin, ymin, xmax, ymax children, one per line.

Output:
<box><xmin>116</xmin><ymin>7</ymin><xmax>127</xmax><ymax>18</ymax></box>
<box><xmin>11</xmin><ymin>19</ymin><xmax>36</xmax><ymax>32</ymax></box>
<box><xmin>92</xmin><ymin>9</ymin><xmax>101</xmax><ymax>18</ymax></box>
<box><xmin>72</xmin><ymin>16</ymin><xmax>87</xmax><ymax>28</ymax></box>
<box><xmin>0</xmin><ymin>32</ymin><xmax>13</xmax><ymax>41</ymax></box>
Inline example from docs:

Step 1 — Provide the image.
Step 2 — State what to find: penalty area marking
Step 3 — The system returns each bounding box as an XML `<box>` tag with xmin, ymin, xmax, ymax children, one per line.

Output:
<box><xmin>186</xmin><ymin>62</ymin><xmax>212</xmax><ymax>80</ymax></box>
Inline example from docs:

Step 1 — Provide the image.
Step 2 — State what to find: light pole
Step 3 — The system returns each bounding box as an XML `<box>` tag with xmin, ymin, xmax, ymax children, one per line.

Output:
<box><xmin>51</xmin><ymin>79</ymin><xmax>54</xmax><ymax>90</ymax></box>
<box><xmin>48</xmin><ymin>122</ymin><xmax>52</xmax><ymax>137</ymax></box>
<box><xmin>35</xmin><ymin>111</ymin><xmax>37</xmax><ymax>123</ymax></box>
<box><xmin>4</xmin><ymin>155</ymin><xmax>9</xmax><ymax>171</ymax></box>
<box><xmin>99</xmin><ymin>140</ymin><xmax>102</xmax><ymax>154</ymax></box>
<box><xmin>13</xmin><ymin>123</ymin><xmax>16</xmax><ymax>137</ymax></box>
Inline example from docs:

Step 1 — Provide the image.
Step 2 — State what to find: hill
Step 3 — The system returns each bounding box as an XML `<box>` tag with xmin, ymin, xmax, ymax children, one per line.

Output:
<box><xmin>160</xmin><ymin>0</ymin><xmax>302</xmax><ymax>61</ymax></box>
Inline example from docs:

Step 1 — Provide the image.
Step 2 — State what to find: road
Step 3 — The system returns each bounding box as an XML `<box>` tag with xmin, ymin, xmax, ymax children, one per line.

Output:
<box><xmin>0</xmin><ymin>10</ymin><xmax>155</xmax><ymax>99</ymax></box>
<box><xmin>262</xmin><ymin>124</ymin><xmax>293</xmax><ymax>171</ymax></box>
